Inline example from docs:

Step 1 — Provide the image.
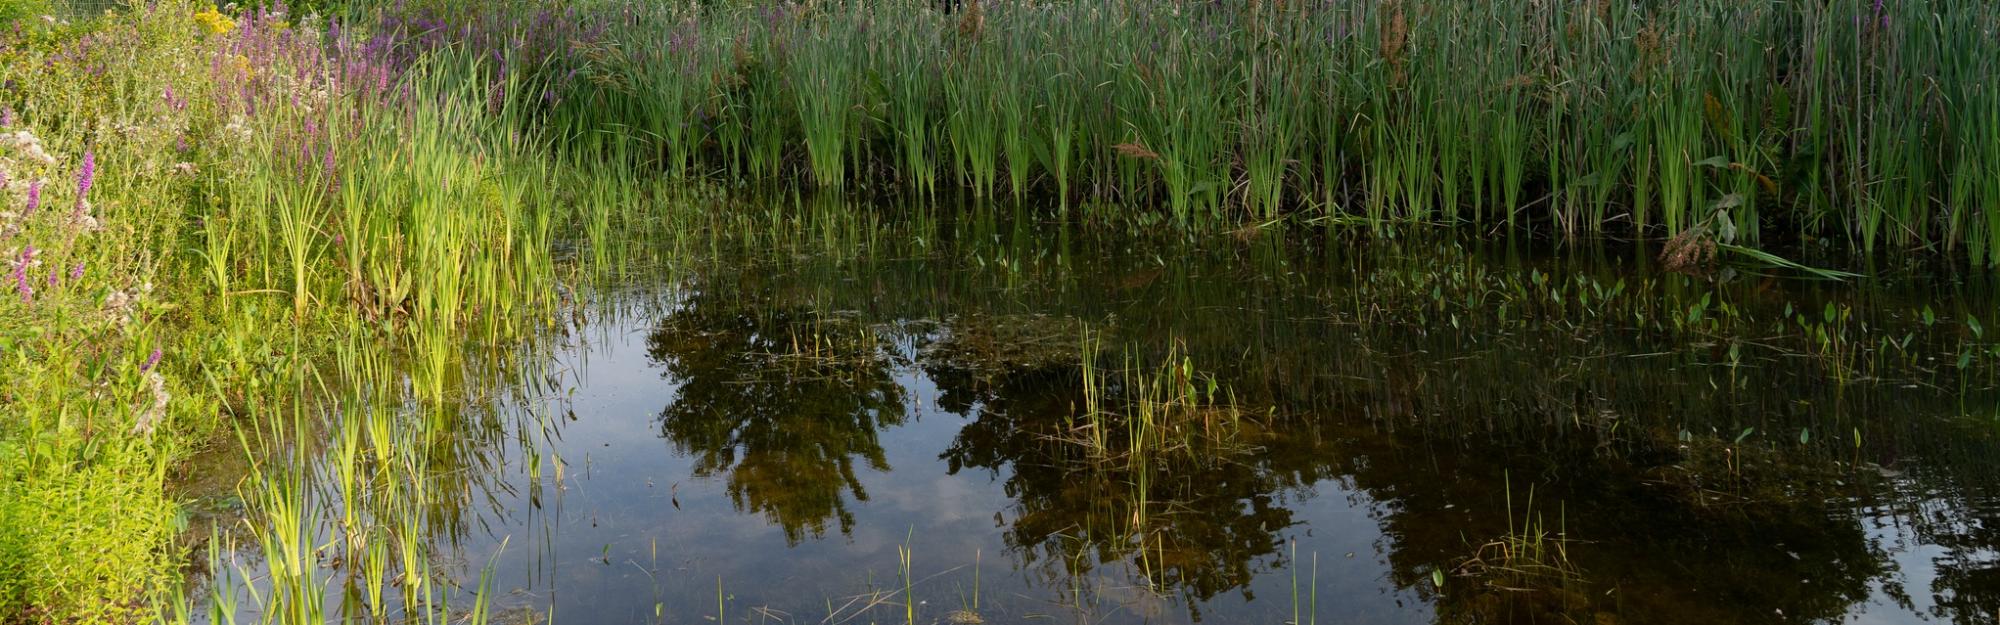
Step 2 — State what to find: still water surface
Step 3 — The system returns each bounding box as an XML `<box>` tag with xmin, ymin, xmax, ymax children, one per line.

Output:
<box><xmin>208</xmin><ymin>218</ymin><xmax>2000</xmax><ymax>625</ymax></box>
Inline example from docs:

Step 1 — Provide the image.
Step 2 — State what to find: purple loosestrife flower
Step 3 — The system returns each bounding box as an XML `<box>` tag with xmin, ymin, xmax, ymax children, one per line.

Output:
<box><xmin>23</xmin><ymin>180</ymin><xmax>41</xmax><ymax>216</ymax></box>
<box><xmin>12</xmin><ymin>245</ymin><xmax>33</xmax><ymax>302</ymax></box>
<box><xmin>141</xmin><ymin>348</ymin><xmax>162</xmax><ymax>372</ymax></box>
<box><xmin>76</xmin><ymin>150</ymin><xmax>96</xmax><ymax>204</ymax></box>
<box><xmin>69</xmin><ymin>262</ymin><xmax>83</xmax><ymax>281</ymax></box>
<box><xmin>0</xmin><ymin>106</ymin><xmax>11</xmax><ymax>127</ymax></box>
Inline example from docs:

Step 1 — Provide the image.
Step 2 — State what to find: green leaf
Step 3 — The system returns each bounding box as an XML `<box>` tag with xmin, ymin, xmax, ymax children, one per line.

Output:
<box><xmin>1719</xmin><ymin>244</ymin><xmax>1860</xmax><ymax>280</ymax></box>
<box><xmin>1735</xmin><ymin>427</ymin><xmax>1755</xmax><ymax>443</ymax></box>
<box><xmin>1798</xmin><ymin>428</ymin><xmax>1811</xmax><ymax>445</ymax></box>
<box><xmin>1432</xmin><ymin>568</ymin><xmax>1446</xmax><ymax>589</ymax></box>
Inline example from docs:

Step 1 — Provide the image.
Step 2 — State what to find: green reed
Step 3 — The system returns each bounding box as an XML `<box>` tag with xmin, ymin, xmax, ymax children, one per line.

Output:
<box><xmin>528</xmin><ymin>0</ymin><xmax>2000</xmax><ymax>262</ymax></box>
<box><xmin>792</xmin><ymin>17</ymin><xmax>861</xmax><ymax>189</ymax></box>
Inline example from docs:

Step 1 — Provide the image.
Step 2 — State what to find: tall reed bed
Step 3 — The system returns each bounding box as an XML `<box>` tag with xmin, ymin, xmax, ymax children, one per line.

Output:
<box><xmin>525</xmin><ymin>0</ymin><xmax>1999</xmax><ymax>260</ymax></box>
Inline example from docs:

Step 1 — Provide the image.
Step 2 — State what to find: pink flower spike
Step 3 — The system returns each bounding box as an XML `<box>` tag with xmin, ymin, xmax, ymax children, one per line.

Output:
<box><xmin>24</xmin><ymin>180</ymin><xmax>41</xmax><ymax>216</ymax></box>
<box><xmin>76</xmin><ymin>150</ymin><xmax>97</xmax><ymax>208</ymax></box>
<box><xmin>12</xmin><ymin>246</ymin><xmax>34</xmax><ymax>303</ymax></box>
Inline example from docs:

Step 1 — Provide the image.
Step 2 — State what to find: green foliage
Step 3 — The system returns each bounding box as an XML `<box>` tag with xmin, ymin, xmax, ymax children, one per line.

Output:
<box><xmin>527</xmin><ymin>0</ymin><xmax>2000</xmax><ymax>258</ymax></box>
<box><xmin>0</xmin><ymin>0</ymin><xmax>51</xmax><ymax>26</ymax></box>
<box><xmin>0</xmin><ymin>458</ymin><xmax>176</xmax><ymax>623</ymax></box>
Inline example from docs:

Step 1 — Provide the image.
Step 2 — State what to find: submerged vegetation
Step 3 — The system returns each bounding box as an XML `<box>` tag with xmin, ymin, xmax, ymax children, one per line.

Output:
<box><xmin>0</xmin><ymin>0</ymin><xmax>1998</xmax><ymax>624</ymax></box>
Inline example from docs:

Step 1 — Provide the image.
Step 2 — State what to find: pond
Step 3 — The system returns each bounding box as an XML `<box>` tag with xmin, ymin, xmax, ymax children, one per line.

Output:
<box><xmin>194</xmin><ymin>210</ymin><xmax>2000</xmax><ymax>625</ymax></box>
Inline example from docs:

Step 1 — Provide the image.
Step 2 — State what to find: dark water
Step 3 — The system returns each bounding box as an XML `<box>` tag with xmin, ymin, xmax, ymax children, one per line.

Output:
<box><xmin>206</xmin><ymin>215</ymin><xmax>2000</xmax><ymax>625</ymax></box>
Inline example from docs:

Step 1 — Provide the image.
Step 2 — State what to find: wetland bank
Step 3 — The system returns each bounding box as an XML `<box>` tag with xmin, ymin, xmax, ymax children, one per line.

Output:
<box><xmin>2</xmin><ymin>0</ymin><xmax>2000</xmax><ymax>624</ymax></box>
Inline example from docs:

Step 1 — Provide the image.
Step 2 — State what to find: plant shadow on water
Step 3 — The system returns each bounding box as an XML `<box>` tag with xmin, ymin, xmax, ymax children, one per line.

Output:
<box><xmin>201</xmin><ymin>209</ymin><xmax>2000</xmax><ymax>625</ymax></box>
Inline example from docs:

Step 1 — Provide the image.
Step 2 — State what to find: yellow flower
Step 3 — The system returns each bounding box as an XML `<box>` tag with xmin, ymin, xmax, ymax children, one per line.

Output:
<box><xmin>232</xmin><ymin>54</ymin><xmax>253</xmax><ymax>79</ymax></box>
<box><xmin>193</xmin><ymin>6</ymin><xmax>236</xmax><ymax>35</ymax></box>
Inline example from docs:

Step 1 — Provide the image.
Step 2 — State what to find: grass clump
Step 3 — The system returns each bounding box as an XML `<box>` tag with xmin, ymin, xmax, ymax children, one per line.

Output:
<box><xmin>1068</xmin><ymin>331</ymin><xmax>1250</xmax><ymax>467</ymax></box>
<box><xmin>1439</xmin><ymin>482</ymin><xmax>1595</xmax><ymax>625</ymax></box>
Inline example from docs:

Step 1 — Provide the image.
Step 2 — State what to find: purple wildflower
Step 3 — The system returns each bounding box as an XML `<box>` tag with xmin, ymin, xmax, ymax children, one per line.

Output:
<box><xmin>69</xmin><ymin>262</ymin><xmax>83</xmax><ymax>281</ymax></box>
<box><xmin>23</xmin><ymin>180</ymin><xmax>40</xmax><ymax>216</ymax></box>
<box><xmin>141</xmin><ymin>348</ymin><xmax>162</xmax><ymax>372</ymax></box>
<box><xmin>77</xmin><ymin>150</ymin><xmax>96</xmax><ymax>202</ymax></box>
<box><xmin>12</xmin><ymin>245</ymin><xmax>33</xmax><ymax>302</ymax></box>
<box><xmin>0</xmin><ymin>106</ymin><xmax>11</xmax><ymax>127</ymax></box>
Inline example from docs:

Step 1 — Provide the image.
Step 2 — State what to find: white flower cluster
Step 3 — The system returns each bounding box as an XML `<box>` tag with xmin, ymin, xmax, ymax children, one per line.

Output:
<box><xmin>0</xmin><ymin>130</ymin><xmax>59</xmax><ymax>167</ymax></box>
<box><xmin>265</xmin><ymin>71</ymin><xmax>335</xmax><ymax>116</ymax></box>
<box><xmin>221</xmin><ymin>114</ymin><xmax>254</xmax><ymax>145</ymax></box>
<box><xmin>1</xmin><ymin>129</ymin><xmax>57</xmax><ymax>240</ymax></box>
<box><xmin>102</xmin><ymin>286</ymin><xmax>149</xmax><ymax>326</ymax></box>
<box><xmin>132</xmin><ymin>371</ymin><xmax>170</xmax><ymax>437</ymax></box>
<box><xmin>71</xmin><ymin>199</ymin><xmax>102</xmax><ymax>233</ymax></box>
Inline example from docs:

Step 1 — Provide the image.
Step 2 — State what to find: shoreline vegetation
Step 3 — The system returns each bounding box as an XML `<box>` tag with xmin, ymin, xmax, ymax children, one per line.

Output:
<box><xmin>0</xmin><ymin>0</ymin><xmax>1996</xmax><ymax>623</ymax></box>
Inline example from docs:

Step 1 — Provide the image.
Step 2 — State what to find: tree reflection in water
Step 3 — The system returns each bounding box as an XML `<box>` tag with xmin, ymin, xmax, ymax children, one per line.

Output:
<box><xmin>646</xmin><ymin>300</ymin><xmax>907</xmax><ymax>545</ymax></box>
<box><xmin>618</xmin><ymin>229</ymin><xmax>2000</xmax><ymax>625</ymax></box>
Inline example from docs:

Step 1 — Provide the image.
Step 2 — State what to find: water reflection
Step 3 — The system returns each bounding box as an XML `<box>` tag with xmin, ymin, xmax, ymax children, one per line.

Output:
<box><xmin>205</xmin><ymin>216</ymin><xmax>2000</xmax><ymax>625</ymax></box>
<box><xmin>613</xmin><ymin>222</ymin><xmax>2000</xmax><ymax>624</ymax></box>
<box><xmin>645</xmin><ymin>297</ymin><xmax>908</xmax><ymax>544</ymax></box>
<box><xmin>932</xmin><ymin>364</ymin><xmax>1330</xmax><ymax>609</ymax></box>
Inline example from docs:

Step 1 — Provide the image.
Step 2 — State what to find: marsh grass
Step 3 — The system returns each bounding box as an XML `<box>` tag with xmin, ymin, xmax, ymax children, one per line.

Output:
<box><xmin>1440</xmin><ymin>480</ymin><xmax>1590</xmax><ymax>622</ymax></box>
<box><xmin>518</xmin><ymin>0</ymin><xmax>2000</xmax><ymax>263</ymax></box>
<box><xmin>1066</xmin><ymin>331</ymin><xmax>1249</xmax><ymax>467</ymax></box>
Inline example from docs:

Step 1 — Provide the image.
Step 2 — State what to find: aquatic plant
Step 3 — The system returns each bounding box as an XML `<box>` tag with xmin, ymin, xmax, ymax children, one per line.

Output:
<box><xmin>506</xmin><ymin>0</ymin><xmax>1998</xmax><ymax>262</ymax></box>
